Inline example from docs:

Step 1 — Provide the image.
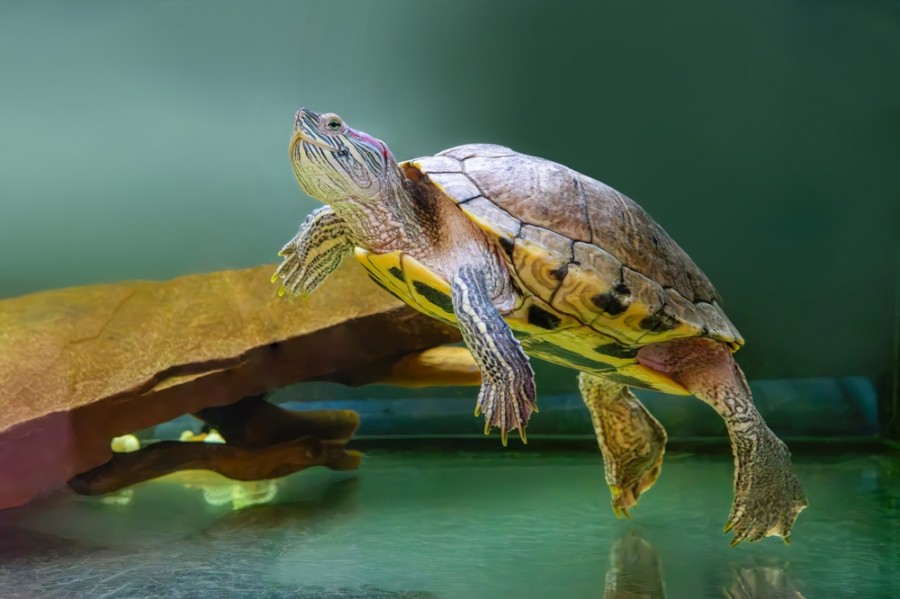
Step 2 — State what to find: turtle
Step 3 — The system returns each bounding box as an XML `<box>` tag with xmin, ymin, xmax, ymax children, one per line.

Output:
<box><xmin>273</xmin><ymin>108</ymin><xmax>807</xmax><ymax>545</ymax></box>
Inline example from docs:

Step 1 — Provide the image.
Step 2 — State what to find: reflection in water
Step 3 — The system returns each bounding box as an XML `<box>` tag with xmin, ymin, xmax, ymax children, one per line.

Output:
<box><xmin>0</xmin><ymin>476</ymin><xmax>368</xmax><ymax>598</ymax></box>
<box><xmin>0</xmin><ymin>453</ymin><xmax>892</xmax><ymax>598</ymax></box>
<box><xmin>603</xmin><ymin>529</ymin><xmax>666</xmax><ymax>599</ymax></box>
<box><xmin>204</xmin><ymin>476</ymin><xmax>361</xmax><ymax>538</ymax></box>
<box><xmin>724</xmin><ymin>563</ymin><xmax>806</xmax><ymax>599</ymax></box>
<box><xmin>603</xmin><ymin>529</ymin><xmax>806</xmax><ymax>599</ymax></box>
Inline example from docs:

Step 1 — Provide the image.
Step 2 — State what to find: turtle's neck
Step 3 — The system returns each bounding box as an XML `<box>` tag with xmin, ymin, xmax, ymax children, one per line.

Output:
<box><xmin>330</xmin><ymin>170</ymin><xmax>441</xmax><ymax>254</ymax></box>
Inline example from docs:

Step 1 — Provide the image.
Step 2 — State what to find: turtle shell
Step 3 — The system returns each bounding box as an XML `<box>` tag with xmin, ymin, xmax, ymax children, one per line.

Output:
<box><xmin>359</xmin><ymin>144</ymin><xmax>743</xmax><ymax>395</ymax></box>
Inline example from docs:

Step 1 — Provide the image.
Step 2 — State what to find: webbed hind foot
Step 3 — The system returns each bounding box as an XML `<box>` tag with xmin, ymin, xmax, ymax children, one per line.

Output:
<box><xmin>637</xmin><ymin>338</ymin><xmax>807</xmax><ymax>545</ymax></box>
<box><xmin>578</xmin><ymin>373</ymin><xmax>667</xmax><ymax>516</ymax></box>
<box><xmin>724</xmin><ymin>426</ymin><xmax>808</xmax><ymax>545</ymax></box>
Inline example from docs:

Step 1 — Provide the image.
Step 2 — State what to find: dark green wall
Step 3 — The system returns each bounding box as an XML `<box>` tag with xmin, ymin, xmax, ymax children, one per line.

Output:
<box><xmin>1</xmin><ymin>0</ymin><xmax>897</xmax><ymax>385</ymax></box>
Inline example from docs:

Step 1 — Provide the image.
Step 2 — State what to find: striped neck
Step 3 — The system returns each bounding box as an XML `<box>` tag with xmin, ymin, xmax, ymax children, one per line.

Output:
<box><xmin>330</xmin><ymin>167</ymin><xmax>434</xmax><ymax>253</ymax></box>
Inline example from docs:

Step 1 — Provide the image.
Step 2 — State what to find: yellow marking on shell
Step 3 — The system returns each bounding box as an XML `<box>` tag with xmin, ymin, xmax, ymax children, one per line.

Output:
<box><xmin>511</xmin><ymin>239</ymin><xmax>566</xmax><ymax>301</ymax></box>
<box><xmin>354</xmin><ymin>248</ymin><xmax>458</xmax><ymax>325</ymax></box>
<box><xmin>522</xmin><ymin>326</ymin><xmax>635</xmax><ymax>369</ymax></box>
<box><xmin>551</xmin><ymin>263</ymin><xmax>626</xmax><ymax>329</ymax></box>
<box><xmin>657</xmin><ymin>289</ymin><xmax>706</xmax><ymax>339</ymax></box>
<box><xmin>399</xmin><ymin>253</ymin><xmax>459</xmax><ymax>325</ymax></box>
<box><xmin>353</xmin><ymin>248</ymin><xmax>411</xmax><ymax>300</ymax></box>
<box><xmin>457</xmin><ymin>207</ymin><xmax>512</xmax><ymax>241</ymax></box>
<box><xmin>617</xmin><ymin>310</ymin><xmax>699</xmax><ymax>344</ymax></box>
<box><xmin>505</xmin><ymin>296</ymin><xmax>580</xmax><ymax>337</ymax></box>
<box><xmin>590</xmin><ymin>268</ymin><xmax>695</xmax><ymax>345</ymax></box>
<box><xmin>355</xmin><ymin>248</ymin><xmax>689</xmax><ymax>395</ymax></box>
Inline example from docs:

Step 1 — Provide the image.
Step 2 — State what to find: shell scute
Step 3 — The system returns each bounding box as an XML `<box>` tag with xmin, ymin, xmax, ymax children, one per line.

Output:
<box><xmin>512</xmin><ymin>224</ymin><xmax>574</xmax><ymax>301</ymax></box>
<box><xmin>438</xmin><ymin>144</ymin><xmax>516</xmax><ymax>161</ymax></box>
<box><xmin>463</xmin><ymin>152</ymin><xmax>592</xmax><ymax>242</ymax></box>
<box><xmin>425</xmin><ymin>171</ymin><xmax>482</xmax><ymax>203</ymax></box>
<box><xmin>406</xmin><ymin>144</ymin><xmax>744</xmax><ymax>361</ymax></box>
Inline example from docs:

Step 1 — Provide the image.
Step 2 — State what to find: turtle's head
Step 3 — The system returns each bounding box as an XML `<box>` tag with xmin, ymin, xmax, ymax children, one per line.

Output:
<box><xmin>289</xmin><ymin>108</ymin><xmax>398</xmax><ymax>204</ymax></box>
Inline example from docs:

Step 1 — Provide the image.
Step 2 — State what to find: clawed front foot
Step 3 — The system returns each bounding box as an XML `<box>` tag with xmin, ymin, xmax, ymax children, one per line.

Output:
<box><xmin>475</xmin><ymin>377</ymin><xmax>537</xmax><ymax>446</ymax></box>
<box><xmin>451</xmin><ymin>265</ymin><xmax>538</xmax><ymax>447</ymax></box>
<box><xmin>272</xmin><ymin>234</ymin><xmax>310</xmax><ymax>297</ymax></box>
<box><xmin>271</xmin><ymin>206</ymin><xmax>352</xmax><ymax>298</ymax></box>
<box><xmin>725</xmin><ymin>426</ymin><xmax>808</xmax><ymax>546</ymax></box>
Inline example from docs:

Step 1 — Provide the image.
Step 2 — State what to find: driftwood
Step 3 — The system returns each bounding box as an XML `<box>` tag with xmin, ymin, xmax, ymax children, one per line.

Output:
<box><xmin>0</xmin><ymin>261</ymin><xmax>474</xmax><ymax>510</ymax></box>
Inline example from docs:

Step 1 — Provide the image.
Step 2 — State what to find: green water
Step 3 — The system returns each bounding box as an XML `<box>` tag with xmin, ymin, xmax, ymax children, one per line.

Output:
<box><xmin>1</xmin><ymin>450</ymin><xmax>896</xmax><ymax>598</ymax></box>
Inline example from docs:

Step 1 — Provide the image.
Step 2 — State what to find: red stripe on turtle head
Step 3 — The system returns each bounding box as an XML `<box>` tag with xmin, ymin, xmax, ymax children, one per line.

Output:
<box><xmin>347</xmin><ymin>128</ymin><xmax>392</xmax><ymax>161</ymax></box>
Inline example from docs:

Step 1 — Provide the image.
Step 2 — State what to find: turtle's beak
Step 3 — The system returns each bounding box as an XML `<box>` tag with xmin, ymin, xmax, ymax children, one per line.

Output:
<box><xmin>289</xmin><ymin>108</ymin><xmax>341</xmax><ymax>157</ymax></box>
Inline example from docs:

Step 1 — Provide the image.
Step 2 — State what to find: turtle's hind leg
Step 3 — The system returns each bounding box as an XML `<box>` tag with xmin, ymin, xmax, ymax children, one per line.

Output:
<box><xmin>579</xmin><ymin>373</ymin><xmax>667</xmax><ymax>518</ymax></box>
<box><xmin>637</xmin><ymin>338</ymin><xmax>807</xmax><ymax>545</ymax></box>
<box><xmin>452</xmin><ymin>265</ymin><xmax>537</xmax><ymax>445</ymax></box>
<box><xmin>273</xmin><ymin>205</ymin><xmax>353</xmax><ymax>298</ymax></box>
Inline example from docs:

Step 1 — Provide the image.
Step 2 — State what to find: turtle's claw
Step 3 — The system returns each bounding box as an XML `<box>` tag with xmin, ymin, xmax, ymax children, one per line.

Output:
<box><xmin>474</xmin><ymin>379</ymin><xmax>535</xmax><ymax>446</ymax></box>
<box><xmin>612</xmin><ymin>503</ymin><xmax>631</xmax><ymax>519</ymax></box>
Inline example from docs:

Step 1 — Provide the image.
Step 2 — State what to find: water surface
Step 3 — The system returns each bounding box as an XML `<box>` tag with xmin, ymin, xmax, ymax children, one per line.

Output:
<box><xmin>0</xmin><ymin>450</ymin><xmax>896</xmax><ymax>598</ymax></box>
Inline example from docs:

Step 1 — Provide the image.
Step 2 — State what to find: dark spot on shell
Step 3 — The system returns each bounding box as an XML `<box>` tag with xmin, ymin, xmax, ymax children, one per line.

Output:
<box><xmin>591</xmin><ymin>292</ymin><xmax>629</xmax><ymax>316</ymax></box>
<box><xmin>593</xmin><ymin>344</ymin><xmax>638</xmax><ymax>359</ymax></box>
<box><xmin>498</xmin><ymin>237</ymin><xmax>515</xmax><ymax>256</ymax></box>
<box><xmin>527</xmin><ymin>305</ymin><xmax>562</xmax><ymax>330</ymax></box>
<box><xmin>412</xmin><ymin>281</ymin><xmax>454</xmax><ymax>314</ymax></box>
<box><xmin>550</xmin><ymin>264</ymin><xmax>568</xmax><ymax>281</ymax></box>
<box><xmin>639</xmin><ymin>308</ymin><xmax>680</xmax><ymax>332</ymax></box>
<box><xmin>604</xmin><ymin>372</ymin><xmax>654</xmax><ymax>389</ymax></box>
<box><xmin>614</xmin><ymin>282</ymin><xmax>630</xmax><ymax>295</ymax></box>
<box><xmin>387</xmin><ymin>266</ymin><xmax>405</xmax><ymax>282</ymax></box>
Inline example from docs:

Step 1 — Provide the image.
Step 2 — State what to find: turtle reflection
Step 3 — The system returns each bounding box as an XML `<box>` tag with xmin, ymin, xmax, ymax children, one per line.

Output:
<box><xmin>603</xmin><ymin>529</ymin><xmax>666</xmax><ymax>599</ymax></box>
<box><xmin>602</xmin><ymin>529</ymin><xmax>805</xmax><ymax>599</ymax></box>
<box><xmin>724</xmin><ymin>562</ymin><xmax>807</xmax><ymax>599</ymax></box>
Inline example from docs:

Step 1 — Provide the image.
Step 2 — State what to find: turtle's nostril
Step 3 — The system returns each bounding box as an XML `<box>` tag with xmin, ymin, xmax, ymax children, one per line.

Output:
<box><xmin>294</xmin><ymin>109</ymin><xmax>306</xmax><ymax>128</ymax></box>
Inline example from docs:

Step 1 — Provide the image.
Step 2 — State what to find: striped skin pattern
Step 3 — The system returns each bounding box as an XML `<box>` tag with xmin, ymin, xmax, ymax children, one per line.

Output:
<box><xmin>273</xmin><ymin>206</ymin><xmax>353</xmax><ymax>298</ymax></box>
<box><xmin>452</xmin><ymin>266</ymin><xmax>536</xmax><ymax>443</ymax></box>
<box><xmin>290</xmin><ymin>110</ymin><xmax>391</xmax><ymax>204</ymax></box>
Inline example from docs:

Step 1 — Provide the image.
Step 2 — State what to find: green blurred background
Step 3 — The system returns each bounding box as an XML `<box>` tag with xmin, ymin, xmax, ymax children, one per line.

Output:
<box><xmin>1</xmin><ymin>0</ymin><xmax>898</xmax><ymax>390</ymax></box>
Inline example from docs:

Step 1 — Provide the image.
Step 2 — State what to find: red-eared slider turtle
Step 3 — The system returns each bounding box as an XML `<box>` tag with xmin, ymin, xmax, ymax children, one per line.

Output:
<box><xmin>274</xmin><ymin>109</ymin><xmax>807</xmax><ymax>545</ymax></box>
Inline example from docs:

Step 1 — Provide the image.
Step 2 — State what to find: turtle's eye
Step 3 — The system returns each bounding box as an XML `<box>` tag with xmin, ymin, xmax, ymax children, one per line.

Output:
<box><xmin>322</xmin><ymin>114</ymin><xmax>343</xmax><ymax>133</ymax></box>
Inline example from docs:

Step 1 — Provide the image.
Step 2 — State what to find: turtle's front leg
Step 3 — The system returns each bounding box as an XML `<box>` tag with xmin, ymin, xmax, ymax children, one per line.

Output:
<box><xmin>578</xmin><ymin>373</ymin><xmax>667</xmax><ymax>518</ymax></box>
<box><xmin>638</xmin><ymin>338</ymin><xmax>807</xmax><ymax>545</ymax></box>
<box><xmin>273</xmin><ymin>205</ymin><xmax>353</xmax><ymax>298</ymax></box>
<box><xmin>451</xmin><ymin>265</ymin><xmax>537</xmax><ymax>445</ymax></box>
